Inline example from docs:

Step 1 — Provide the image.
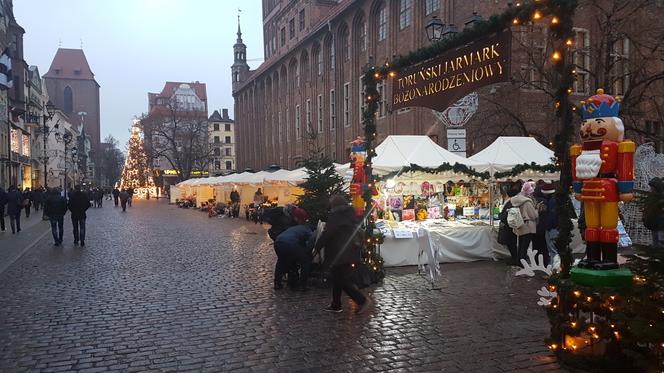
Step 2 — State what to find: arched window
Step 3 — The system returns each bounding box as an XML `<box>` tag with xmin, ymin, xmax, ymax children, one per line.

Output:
<box><xmin>64</xmin><ymin>86</ymin><xmax>73</xmax><ymax>113</ymax></box>
<box><xmin>377</xmin><ymin>3</ymin><xmax>388</xmax><ymax>42</ymax></box>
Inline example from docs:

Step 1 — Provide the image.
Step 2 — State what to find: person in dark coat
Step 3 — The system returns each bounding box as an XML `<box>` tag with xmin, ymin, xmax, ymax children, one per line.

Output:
<box><xmin>6</xmin><ymin>186</ymin><xmax>22</xmax><ymax>234</ymax></box>
<box><xmin>229</xmin><ymin>189</ymin><xmax>240</xmax><ymax>218</ymax></box>
<box><xmin>119</xmin><ymin>189</ymin><xmax>129</xmax><ymax>212</ymax></box>
<box><xmin>68</xmin><ymin>185</ymin><xmax>91</xmax><ymax>246</ymax></box>
<box><xmin>112</xmin><ymin>187</ymin><xmax>120</xmax><ymax>207</ymax></box>
<box><xmin>498</xmin><ymin>184</ymin><xmax>520</xmax><ymax>266</ymax></box>
<box><xmin>22</xmin><ymin>187</ymin><xmax>32</xmax><ymax>218</ymax></box>
<box><xmin>315</xmin><ymin>195</ymin><xmax>370</xmax><ymax>314</ymax></box>
<box><xmin>44</xmin><ymin>188</ymin><xmax>68</xmax><ymax>246</ymax></box>
<box><xmin>533</xmin><ymin>185</ymin><xmax>549</xmax><ymax>266</ymax></box>
<box><xmin>0</xmin><ymin>186</ymin><xmax>6</xmax><ymax>232</ymax></box>
<box><xmin>643</xmin><ymin>177</ymin><xmax>664</xmax><ymax>247</ymax></box>
<box><xmin>32</xmin><ymin>187</ymin><xmax>44</xmax><ymax>212</ymax></box>
<box><xmin>539</xmin><ymin>182</ymin><xmax>559</xmax><ymax>265</ymax></box>
<box><xmin>127</xmin><ymin>187</ymin><xmax>134</xmax><ymax>207</ymax></box>
<box><xmin>265</xmin><ymin>204</ymin><xmax>297</xmax><ymax>288</ymax></box>
<box><xmin>274</xmin><ymin>208</ymin><xmax>313</xmax><ymax>290</ymax></box>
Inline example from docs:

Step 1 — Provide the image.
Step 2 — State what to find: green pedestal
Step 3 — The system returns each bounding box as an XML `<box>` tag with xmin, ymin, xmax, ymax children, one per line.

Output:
<box><xmin>570</xmin><ymin>266</ymin><xmax>633</xmax><ymax>288</ymax></box>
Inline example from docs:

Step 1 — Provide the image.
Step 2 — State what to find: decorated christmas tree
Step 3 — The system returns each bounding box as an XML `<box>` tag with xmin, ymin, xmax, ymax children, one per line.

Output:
<box><xmin>119</xmin><ymin>120</ymin><xmax>156</xmax><ymax>198</ymax></box>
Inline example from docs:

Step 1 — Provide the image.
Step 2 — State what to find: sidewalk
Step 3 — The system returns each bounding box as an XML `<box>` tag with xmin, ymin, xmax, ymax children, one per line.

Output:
<box><xmin>0</xmin><ymin>210</ymin><xmax>50</xmax><ymax>274</ymax></box>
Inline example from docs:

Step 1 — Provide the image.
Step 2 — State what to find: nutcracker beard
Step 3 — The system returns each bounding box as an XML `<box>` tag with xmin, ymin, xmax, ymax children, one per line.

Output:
<box><xmin>575</xmin><ymin>149</ymin><xmax>602</xmax><ymax>179</ymax></box>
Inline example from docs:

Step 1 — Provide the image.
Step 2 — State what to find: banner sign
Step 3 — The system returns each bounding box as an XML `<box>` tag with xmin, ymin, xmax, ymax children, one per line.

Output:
<box><xmin>391</xmin><ymin>31</ymin><xmax>511</xmax><ymax>112</ymax></box>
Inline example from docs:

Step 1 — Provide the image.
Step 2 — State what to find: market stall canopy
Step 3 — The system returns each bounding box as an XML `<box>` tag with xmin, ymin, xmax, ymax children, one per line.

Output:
<box><xmin>372</xmin><ymin>135</ymin><xmax>480</xmax><ymax>175</ymax></box>
<box><xmin>468</xmin><ymin>136</ymin><xmax>558</xmax><ymax>180</ymax></box>
<box><xmin>235</xmin><ymin>171</ymin><xmax>270</xmax><ymax>185</ymax></box>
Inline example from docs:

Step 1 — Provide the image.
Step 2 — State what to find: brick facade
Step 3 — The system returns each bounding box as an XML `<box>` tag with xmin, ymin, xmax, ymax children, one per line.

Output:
<box><xmin>234</xmin><ymin>0</ymin><xmax>664</xmax><ymax>171</ymax></box>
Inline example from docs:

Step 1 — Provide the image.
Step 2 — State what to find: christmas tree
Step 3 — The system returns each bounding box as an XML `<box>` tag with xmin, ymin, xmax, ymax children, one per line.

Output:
<box><xmin>119</xmin><ymin>120</ymin><xmax>156</xmax><ymax>198</ymax></box>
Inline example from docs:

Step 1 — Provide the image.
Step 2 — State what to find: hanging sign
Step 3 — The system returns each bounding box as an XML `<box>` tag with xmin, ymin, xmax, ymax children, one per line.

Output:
<box><xmin>391</xmin><ymin>31</ymin><xmax>511</xmax><ymax>112</ymax></box>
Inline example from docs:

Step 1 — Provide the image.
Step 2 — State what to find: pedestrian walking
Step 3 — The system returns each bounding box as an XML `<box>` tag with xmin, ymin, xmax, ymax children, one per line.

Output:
<box><xmin>273</xmin><ymin>208</ymin><xmax>313</xmax><ymax>290</ymax></box>
<box><xmin>498</xmin><ymin>184</ymin><xmax>520</xmax><ymax>266</ymax></box>
<box><xmin>6</xmin><ymin>186</ymin><xmax>22</xmax><ymax>234</ymax></box>
<box><xmin>119</xmin><ymin>189</ymin><xmax>129</xmax><ymax>212</ymax></box>
<box><xmin>315</xmin><ymin>195</ymin><xmax>371</xmax><ymax>314</ymax></box>
<box><xmin>68</xmin><ymin>185</ymin><xmax>91</xmax><ymax>246</ymax></box>
<box><xmin>44</xmin><ymin>188</ymin><xmax>67</xmax><ymax>246</ymax></box>
<box><xmin>0</xmin><ymin>186</ymin><xmax>6</xmax><ymax>232</ymax></box>
<box><xmin>127</xmin><ymin>187</ymin><xmax>134</xmax><ymax>207</ymax></box>
<box><xmin>22</xmin><ymin>187</ymin><xmax>32</xmax><ymax>218</ymax></box>
<box><xmin>509</xmin><ymin>181</ymin><xmax>539</xmax><ymax>267</ymax></box>
<box><xmin>112</xmin><ymin>187</ymin><xmax>120</xmax><ymax>207</ymax></box>
<box><xmin>32</xmin><ymin>187</ymin><xmax>44</xmax><ymax>212</ymax></box>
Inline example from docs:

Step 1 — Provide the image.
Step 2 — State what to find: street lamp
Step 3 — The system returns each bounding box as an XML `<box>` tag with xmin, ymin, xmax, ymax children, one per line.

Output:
<box><xmin>57</xmin><ymin>132</ymin><xmax>74</xmax><ymax>198</ymax></box>
<box><xmin>40</xmin><ymin>101</ymin><xmax>57</xmax><ymax>189</ymax></box>
<box><xmin>71</xmin><ymin>146</ymin><xmax>78</xmax><ymax>186</ymax></box>
<box><xmin>425</xmin><ymin>16</ymin><xmax>445</xmax><ymax>42</ymax></box>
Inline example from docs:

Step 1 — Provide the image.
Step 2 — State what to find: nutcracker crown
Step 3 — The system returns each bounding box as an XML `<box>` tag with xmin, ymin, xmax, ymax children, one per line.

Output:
<box><xmin>580</xmin><ymin>88</ymin><xmax>620</xmax><ymax>120</ymax></box>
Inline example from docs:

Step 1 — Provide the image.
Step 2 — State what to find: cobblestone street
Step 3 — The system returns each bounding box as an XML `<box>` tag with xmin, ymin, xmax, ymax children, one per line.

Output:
<box><xmin>0</xmin><ymin>200</ymin><xmax>565</xmax><ymax>372</ymax></box>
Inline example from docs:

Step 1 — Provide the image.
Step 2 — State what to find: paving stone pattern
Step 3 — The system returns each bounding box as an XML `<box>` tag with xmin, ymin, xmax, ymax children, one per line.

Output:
<box><xmin>0</xmin><ymin>200</ymin><xmax>566</xmax><ymax>372</ymax></box>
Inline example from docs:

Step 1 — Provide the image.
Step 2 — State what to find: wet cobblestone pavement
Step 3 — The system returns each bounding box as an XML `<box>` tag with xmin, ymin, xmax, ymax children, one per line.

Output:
<box><xmin>0</xmin><ymin>200</ymin><xmax>565</xmax><ymax>372</ymax></box>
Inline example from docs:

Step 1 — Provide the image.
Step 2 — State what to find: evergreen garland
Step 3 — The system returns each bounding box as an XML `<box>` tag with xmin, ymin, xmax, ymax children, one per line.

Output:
<box><xmin>493</xmin><ymin>162</ymin><xmax>560</xmax><ymax>180</ymax></box>
<box><xmin>375</xmin><ymin>163</ymin><xmax>490</xmax><ymax>181</ymax></box>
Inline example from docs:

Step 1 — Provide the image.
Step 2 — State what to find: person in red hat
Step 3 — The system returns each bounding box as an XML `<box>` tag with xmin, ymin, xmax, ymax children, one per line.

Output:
<box><xmin>273</xmin><ymin>208</ymin><xmax>314</xmax><ymax>290</ymax></box>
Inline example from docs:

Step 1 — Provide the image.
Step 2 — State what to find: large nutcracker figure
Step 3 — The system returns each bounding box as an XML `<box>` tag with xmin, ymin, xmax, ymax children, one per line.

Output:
<box><xmin>570</xmin><ymin>89</ymin><xmax>635</xmax><ymax>270</ymax></box>
<box><xmin>349</xmin><ymin>137</ymin><xmax>377</xmax><ymax>217</ymax></box>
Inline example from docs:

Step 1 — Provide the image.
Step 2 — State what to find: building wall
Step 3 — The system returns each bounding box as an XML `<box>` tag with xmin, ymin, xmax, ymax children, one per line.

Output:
<box><xmin>44</xmin><ymin>77</ymin><xmax>101</xmax><ymax>151</ymax></box>
<box><xmin>208</xmin><ymin>114</ymin><xmax>236</xmax><ymax>174</ymax></box>
<box><xmin>234</xmin><ymin>0</ymin><xmax>664</xmax><ymax>171</ymax></box>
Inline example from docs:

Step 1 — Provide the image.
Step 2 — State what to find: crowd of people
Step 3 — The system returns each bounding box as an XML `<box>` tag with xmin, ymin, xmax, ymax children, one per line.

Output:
<box><xmin>264</xmin><ymin>194</ymin><xmax>372</xmax><ymax>314</ymax></box>
<box><xmin>497</xmin><ymin>176</ymin><xmax>664</xmax><ymax>268</ymax></box>
<box><xmin>498</xmin><ymin>180</ymin><xmax>565</xmax><ymax>268</ymax></box>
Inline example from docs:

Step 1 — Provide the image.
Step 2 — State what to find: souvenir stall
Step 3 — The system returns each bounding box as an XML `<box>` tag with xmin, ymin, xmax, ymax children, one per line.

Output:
<box><xmin>365</xmin><ymin>136</ymin><xmax>506</xmax><ymax>267</ymax></box>
<box><xmin>262</xmin><ymin>169</ymin><xmax>303</xmax><ymax>206</ymax></box>
<box><xmin>169</xmin><ymin>184</ymin><xmax>184</xmax><ymax>204</ymax></box>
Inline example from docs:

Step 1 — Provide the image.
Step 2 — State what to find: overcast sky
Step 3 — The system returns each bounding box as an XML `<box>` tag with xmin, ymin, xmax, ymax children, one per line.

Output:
<box><xmin>14</xmin><ymin>0</ymin><xmax>264</xmax><ymax>148</ymax></box>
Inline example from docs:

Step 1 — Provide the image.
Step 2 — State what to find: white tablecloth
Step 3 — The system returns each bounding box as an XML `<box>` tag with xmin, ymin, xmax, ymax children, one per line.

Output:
<box><xmin>381</xmin><ymin>220</ymin><xmax>586</xmax><ymax>267</ymax></box>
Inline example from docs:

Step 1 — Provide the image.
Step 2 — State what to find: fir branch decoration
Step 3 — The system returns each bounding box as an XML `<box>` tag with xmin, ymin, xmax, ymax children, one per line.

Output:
<box><xmin>375</xmin><ymin>163</ymin><xmax>490</xmax><ymax>181</ymax></box>
<box><xmin>493</xmin><ymin>162</ymin><xmax>560</xmax><ymax>180</ymax></box>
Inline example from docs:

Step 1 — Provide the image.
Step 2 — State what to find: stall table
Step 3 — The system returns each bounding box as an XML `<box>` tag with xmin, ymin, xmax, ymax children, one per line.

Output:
<box><xmin>380</xmin><ymin>219</ymin><xmax>586</xmax><ymax>267</ymax></box>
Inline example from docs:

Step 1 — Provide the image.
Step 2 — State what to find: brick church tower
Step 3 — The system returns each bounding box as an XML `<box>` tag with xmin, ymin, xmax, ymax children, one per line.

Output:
<box><xmin>43</xmin><ymin>48</ymin><xmax>101</xmax><ymax>153</ymax></box>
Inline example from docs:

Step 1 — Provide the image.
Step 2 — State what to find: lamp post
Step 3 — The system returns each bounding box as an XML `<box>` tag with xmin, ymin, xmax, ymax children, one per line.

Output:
<box><xmin>41</xmin><ymin>101</ymin><xmax>56</xmax><ymax>189</ymax></box>
<box><xmin>72</xmin><ymin>146</ymin><xmax>78</xmax><ymax>186</ymax></box>
<box><xmin>425</xmin><ymin>15</ymin><xmax>444</xmax><ymax>42</ymax></box>
<box><xmin>57</xmin><ymin>132</ymin><xmax>74</xmax><ymax>198</ymax></box>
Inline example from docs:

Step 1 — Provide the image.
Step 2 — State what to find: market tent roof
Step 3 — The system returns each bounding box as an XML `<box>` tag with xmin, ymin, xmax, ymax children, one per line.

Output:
<box><xmin>372</xmin><ymin>135</ymin><xmax>480</xmax><ymax>174</ymax></box>
<box><xmin>468</xmin><ymin>136</ymin><xmax>556</xmax><ymax>176</ymax></box>
<box><xmin>234</xmin><ymin>171</ymin><xmax>270</xmax><ymax>184</ymax></box>
<box><xmin>264</xmin><ymin>169</ymin><xmax>296</xmax><ymax>183</ymax></box>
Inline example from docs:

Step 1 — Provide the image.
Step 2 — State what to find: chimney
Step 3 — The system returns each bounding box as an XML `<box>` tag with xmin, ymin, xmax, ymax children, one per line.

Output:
<box><xmin>222</xmin><ymin>108</ymin><xmax>229</xmax><ymax>120</ymax></box>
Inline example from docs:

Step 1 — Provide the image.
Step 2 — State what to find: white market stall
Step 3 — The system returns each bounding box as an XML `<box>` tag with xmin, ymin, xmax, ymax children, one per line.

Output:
<box><xmin>468</xmin><ymin>136</ymin><xmax>559</xmax><ymax>181</ymax></box>
<box><xmin>366</xmin><ymin>136</ymin><xmax>504</xmax><ymax>267</ymax></box>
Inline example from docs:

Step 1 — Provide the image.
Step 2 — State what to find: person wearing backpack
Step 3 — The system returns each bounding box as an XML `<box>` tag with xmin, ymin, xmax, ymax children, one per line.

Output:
<box><xmin>509</xmin><ymin>181</ymin><xmax>539</xmax><ymax>267</ymax></box>
<box><xmin>498</xmin><ymin>184</ymin><xmax>520</xmax><ymax>265</ymax></box>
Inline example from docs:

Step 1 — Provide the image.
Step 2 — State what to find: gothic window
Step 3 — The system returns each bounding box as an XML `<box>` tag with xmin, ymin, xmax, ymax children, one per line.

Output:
<box><xmin>399</xmin><ymin>0</ymin><xmax>412</xmax><ymax>30</ymax></box>
<box><xmin>425</xmin><ymin>0</ymin><xmax>440</xmax><ymax>15</ymax></box>
<box><xmin>64</xmin><ymin>86</ymin><xmax>73</xmax><ymax>113</ymax></box>
<box><xmin>377</xmin><ymin>4</ymin><xmax>388</xmax><ymax>41</ymax></box>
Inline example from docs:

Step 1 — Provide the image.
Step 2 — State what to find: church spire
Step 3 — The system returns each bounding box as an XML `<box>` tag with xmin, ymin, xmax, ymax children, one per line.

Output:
<box><xmin>231</xmin><ymin>8</ymin><xmax>249</xmax><ymax>91</ymax></box>
<box><xmin>237</xmin><ymin>10</ymin><xmax>243</xmax><ymax>43</ymax></box>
